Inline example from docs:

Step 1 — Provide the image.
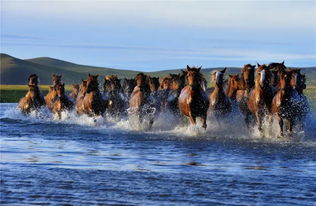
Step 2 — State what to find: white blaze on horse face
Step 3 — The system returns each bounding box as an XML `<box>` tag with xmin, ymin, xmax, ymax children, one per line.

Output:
<box><xmin>260</xmin><ymin>70</ymin><xmax>266</xmax><ymax>86</ymax></box>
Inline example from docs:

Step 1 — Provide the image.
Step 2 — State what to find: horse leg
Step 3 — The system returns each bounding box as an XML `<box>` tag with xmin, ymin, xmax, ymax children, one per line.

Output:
<box><xmin>202</xmin><ymin>114</ymin><xmax>207</xmax><ymax>129</ymax></box>
<box><xmin>188</xmin><ymin>112</ymin><xmax>196</xmax><ymax>126</ymax></box>
<box><xmin>255</xmin><ymin>112</ymin><xmax>263</xmax><ymax>134</ymax></box>
<box><xmin>276</xmin><ymin>115</ymin><xmax>284</xmax><ymax>137</ymax></box>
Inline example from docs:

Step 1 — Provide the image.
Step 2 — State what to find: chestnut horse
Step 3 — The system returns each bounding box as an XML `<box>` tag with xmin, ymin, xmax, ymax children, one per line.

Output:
<box><xmin>76</xmin><ymin>74</ymin><xmax>106</xmax><ymax>116</ymax></box>
<box><xmin>247</xmin><ymin>64</ymin><xmax>273</xmax><ymax>132</ymax></box>
<box><xmin>271</xmin><ymin>70</ymin><xmax>296</xmax><ymax>136</ymax></box>
<box><xmin>18</xmin><ymin>74</ymin><xmax>45</xmax><ymax>114</ymax></box>
<box><xmin>209</xmin><ymin>68</ymin><xmax>232</xmax><ymax>118</ymax></box>
<box><xmin>158</xmin><ymin>76</ymin><xmax>172</xmax><ymax>112</ymax></box>
<box><xmin>129</xmin><ymin>73</ymin><xmax>155</xmax><ymax>129</ymax></box>
<box><xmin>179</xmin><ymin>66</ymin><xmax>209</xmax><ymax>129</ymax></box>
<box><xmin>122</xmin><ymin>78</ymin><xmax>136</xmax><ymax>98</ymax></box>
<box><xmin>52</xmin><ymin>83</ymin><xmax>74</xmax><ymax>119</ymax></box>
<box><xmin>45</xmin><ymin>74</ymin><xmax>62</xmax><ymax>111</ymax></box>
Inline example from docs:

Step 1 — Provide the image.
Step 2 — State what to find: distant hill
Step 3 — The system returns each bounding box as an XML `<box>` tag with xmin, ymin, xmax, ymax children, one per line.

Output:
<box><xmin>1</xmin><ymin>53</ymin><xmax>315</xmax><ymax>85</ymax></box>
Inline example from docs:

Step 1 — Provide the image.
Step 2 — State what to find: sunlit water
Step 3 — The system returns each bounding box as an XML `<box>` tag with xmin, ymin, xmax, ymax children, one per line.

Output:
<box><xmin>1</xmin><ymin>103</ymin><xmax>316</xmax><ymax>205</ymax></box>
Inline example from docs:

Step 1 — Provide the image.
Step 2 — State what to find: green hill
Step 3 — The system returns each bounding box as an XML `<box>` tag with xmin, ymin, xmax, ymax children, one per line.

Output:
<box><xmin>1</xmin><ymin>53</ymin><xmax>315</xmax><ymax>85</ymax></box>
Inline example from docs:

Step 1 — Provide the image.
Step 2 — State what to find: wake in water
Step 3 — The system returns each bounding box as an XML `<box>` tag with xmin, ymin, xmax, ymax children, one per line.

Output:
<box><xmin>1</xmin><ymin>103</ymin><xmax>315</xmax><ymax>142</ymax></box>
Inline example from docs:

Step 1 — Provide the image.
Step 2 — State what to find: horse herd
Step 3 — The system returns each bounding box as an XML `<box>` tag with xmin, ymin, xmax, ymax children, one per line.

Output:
<box><xmin>18</xmin><ymin>62</ymin><xmax>309</xmax><ymax>137</ymax></box>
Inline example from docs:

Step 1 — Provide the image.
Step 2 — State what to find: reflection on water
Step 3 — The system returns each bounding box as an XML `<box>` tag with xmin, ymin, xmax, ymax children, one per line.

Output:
<box><xmin>1</xmin><ymin>103</ymin><xmax>316</xmax><ymax>205</ymax></box>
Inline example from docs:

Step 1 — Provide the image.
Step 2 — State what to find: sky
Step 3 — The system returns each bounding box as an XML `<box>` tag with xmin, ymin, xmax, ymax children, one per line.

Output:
<box><xmin>1</xmin><ymin>0</ymin><xmax>316</xmax><ymax>71</ymax></box>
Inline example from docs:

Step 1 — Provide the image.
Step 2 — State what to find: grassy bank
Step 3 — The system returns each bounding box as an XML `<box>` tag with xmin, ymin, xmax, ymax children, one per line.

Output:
<box><xmin>0</xmin><ymin>85</ymin><xmax>72</xmax><ymax>103</ymax></box>
<box><xmin>0</xmin><ymin>85</ymin><xmax>315</xmax><ymax>110</ymax></box>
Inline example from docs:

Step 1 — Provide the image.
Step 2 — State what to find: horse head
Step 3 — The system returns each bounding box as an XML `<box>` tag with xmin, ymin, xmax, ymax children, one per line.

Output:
<box><xmin>56</xmin><ymin>83</ymin><xmax>66</xmax><ymax>98</ymax></box>
<box><xmin>256</xmin><ymin>64</ymin><xmax>271</xmax><ymax>88</ymax></box>
<box><xmin>186</xmin><ymin>65</ymin><xmax>203</xmax><ymax>88</ymax></box>
<box><xmin>148</xmin><ymin>76</ymin><xmax>160</xmax><ymax>93</ymax></box>
<box><xmin>241</xmin><ymin>64</ymin><xmax>255</xmax><ymax>89</ymax></box>
<box><xmin>212</xmin><ymin>67</ymin><xmax>226</xmax><ymax>87</ymax></box>
<box><xmin>227</xmin><ymin>74</ymin><xmax>241</xmax><ymax>98</ymax></box>
<box><xmin>160</xmin><ymin>77</ymin><xmax>171</xmax><ymax>90</ymax></box>
<box><xmin>135</xmin><ymin>73</ymin><xmax>147</xmax><ymax>87</ymax></box>
<box><xmin>72</xmin><ymin>84</ymin><xmax>79</xmax><ymax>95</ymax></box>
<box><xmin>122</xmin><ymin>78</ymin><xmax>136</xmax><ymax>95</ymax></box>
<box><xmin>28</xmin><ymin>74</ymin><xmax>39</xmax><ymax>86</ymax></box>
<box><xmin>52</xmin><ymin>74</ymin><xmax>62</xmax><ymax>86</ymax></box>
<box><xmin>86</xmin><ymin>74</ymin><xmax>99</xmax><ymax>93</ymax></box>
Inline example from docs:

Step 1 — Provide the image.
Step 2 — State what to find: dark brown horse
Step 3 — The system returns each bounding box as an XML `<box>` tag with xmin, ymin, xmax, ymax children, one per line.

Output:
<box><xmin>45</xmin><ymin>74</ymin><xmax>63</xmax><ymax>111</ymax></box>
<box><xmin>209</xmin><ymin>68</ymin><xmax>232</xmax><ymax>118</ymax></box>
<box><xmin>227</xmin><ymin>74</ymin><xmax>243</xmax><ymax>101</ymax></box>
<box><xmin>129</xmin><ymin>73</ymin><xmax>155</xmax><ymax>129</ymax></box>
<box><xmin>122</xmin><ymin>78</ymin><xmax>136</xmax><ymax>98</ymax></box>
<box><xmin>18</xmin><ymin>74</ymin><xmax>45</xmax><ymax>114</ymax></box>
<box><xmin>76</xmin><ymin>74</ymin><xmax>106</xmax><ymax>116</ymax></box>
<box><xmin>247</xmin><ymin>64</ymin><xmax>273</xmax><ymax>132</ymax></box>
<box><xmin>271</xmin><ymin>70</ymin><xmax>296</xmax><ymax>136</ymax></box>
<box><xmin>104</xmin><ymin>75</ymin><xmax>126</xmax><ymax>118</ymax></box>
<box><xmin>52</xmin><ymin>83</ymin><xmax>74</xmax><ymax>119</ymax></box>
<box><xmin>179</xmin><ymin>66</ymin><xmax>209</xmax><ymax>129</ymax></box>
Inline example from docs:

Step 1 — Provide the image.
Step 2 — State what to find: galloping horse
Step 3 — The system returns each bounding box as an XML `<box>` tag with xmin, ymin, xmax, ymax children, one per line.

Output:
<box><xmin>227</xmin><ymin>74</ymin><xmax>242</xmax><ymax>101</ymax></box>
<box><xmin>45</xmin><ymin>74</ymin><xmax>62</xmax><ymax>111</ymax></box>
<box><xmin>76</xmin><ymin>74</ymin><xmax>106</xmax><ymax>116</ymax></box>
<box><xmin>179</xmin><ymin>66</ymin><xmax>209</xmax><ymax>129</ymax></box>
<box><xmin>52</xmin><ymin>83</ymin><xmax>74</xmax><ymax>119</ymax></box>
<box><xmin>165</xmin><ymin>72</ymin><xmax>186</xmax><ymax>115</ymax></box>
<box><xmin>158</xmin><ymin>77</ymin><xmax>172</xmax><ymax>112</ymax></box>
<box><xmin>18</xmin><ymin>74</ymin><xmax>45</xmax><ymax>114</ymax></box>
<box><xmin>209</xmin><ymin>68</ymin><xmax>232</xmax><ymax>118</ymax></box>
<box><xmin>271</xmin><ymin>70</ymin><xmax>296</xmax><ymax>136</ymax></box>
<box><xmin>247</xmin><ymin>64</ymin><xmax>273</xmax><ymax>132</ymax></box>
<box><xmin>129</xmin><ymin>73</ymin><xmax>155</xmax><ymax>128</ymax></box>
<box><xmin>104</xmin><ymin>75</ymin><xmax>126</xmax><ymax>118</ymax></box>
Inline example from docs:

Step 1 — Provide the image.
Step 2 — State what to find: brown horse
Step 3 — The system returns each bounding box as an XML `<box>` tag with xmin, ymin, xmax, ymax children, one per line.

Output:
<box><xmin>76</xmin><ymin>74</ymin><xmax>106</xmax><ymax>116</ymax></box>
<box><xmin>45</xmin><ymin>74</ymin><xmax>63</xmax><ymax>111</ymax></box>
<box><xmin>247</xmin><ymin>64</ymin><xmax>273</xmax><ymax>132</ymax></box>
<box><xmin>104</xmin><ymin>75</ymin><xmax>126</xmax><ymax>118</ymax></box>
<box><xmin>179</xmin><ymin>66</ymin><xmax>209</xmax><ymax>129</ymax></box>
<box><xmin>69</xmin><ymin>84</ymin><xmax>79</xmax><ymax>103</ymax></box>
<box><xmin>227</xmin><ymin>74</ymin><xmax>243</xmax><ymax>101</ymax></box>
<box><xmin>129</xmin><ymin>73</ymin><xmax>155</xmax><ymax>128</ymax></box>
<box><xmin>271</xmin><ymin>70</ymin><xmax>296</xmax><ymax>136</ymax></box>
<box><xmin>209</xmin><ymin>68</ymin><xmax>232</xmax><ymax>118</ymax></box>
<box><xmin>52</xmin><ymin>83</ymin><xmax>74</xmax><ymax>119</ymax></box>
<box><xmin>18</xmin><ymin>74</ymin><xmax>45</xmax><ymax>114</ymax></box>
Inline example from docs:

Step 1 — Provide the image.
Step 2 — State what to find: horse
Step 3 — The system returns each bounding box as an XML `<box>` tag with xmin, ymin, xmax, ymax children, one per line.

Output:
<box><xmin>271</xmin><ymin>70</ymin><xmax>296</xmax><ymax>136</ymax></box>
<box><xmin>122</xmin><ymin>78</ymin><xmax>136</xmax><ymax>98</ymax></box>
<box><xmin>18</xmin><ymin>74</ymin><xmax>45</xmax><ymax>114</ymax></box>
<box><xmin>178</xmin><ymin>66</ymin><xmax>209</xmax><ymax>129</ymax></box>
<box><xmin>164</xmin><ymin>72</ymin><xmax>186</xmax><ymax>115</ymax></box>
<box><xmin>104</xmin><ymin>75</ymin><xmax>126</xmax><ymax>118</ymax></box>
<box><xmin>45</xmin><ymin>74</ymin><xmax>63</xmax><ymax>111</ymax></box>
<box><xmin>226</xmin><ymin>74</ymin><xmax>243</xmax><ymax>101</ymax></box>
<box><xmin>247</xmin><ymin>64</ymin><xmax>274</xmax><ymax>132</ymax></box>
<box><xmin>76</xmin><ymin>74</ymin><xmax>106</xmax><ymax>116</ymax></box>
<box><xmin>69</xmin><ymin>84</ymin><xmax>79</xmax><ymax>103</ymax></box>
<box><xmin>209</xmin><ymin>68</ymin><xmax>232</xmax><ymax>119</ymax></box>
<box><xmin>52</xmin><ymin>83</ymin><xmax>74</xmax><ymax>119</ymax></box>
<box><xmin>129</xmin><ymin>73</ymin><xmax>155</xmax><ymax>129</ymax></box>
<box><xmin>268</xmin><ymin>61</ymin><xmax>287</xmax><ymax>93</ymax></box>
<box><xmin>158</xmin><ymin>77</ymin><xmax>172</xmax><ymax>112</ymax></box>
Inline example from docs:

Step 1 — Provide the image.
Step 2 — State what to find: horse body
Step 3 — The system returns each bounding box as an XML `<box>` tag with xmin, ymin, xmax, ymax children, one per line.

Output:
<box><xmin>271</xmin><ymin>70</ymin><xmax>297</xmax><ymax>136</ymax></box>
<box><xmin>45</xmin><ymin>74</ymin><xmax>62</xmax><ymax>111</ymax></box>
<box><xmin>69</xmin><ymin>84</ymin><xmax>79</xmax><ymax>103</ymax></box>
<box><xmin>52</xmin><ymin>83</ymin><xmax>74</xmax><ymax>119</ymax></box>
<box><xmin>179</xmin><ymin>66</ymin><xmax>209</xmax><ymax>129</ymax></box>
<box><xmin>76</xmin><ymin>74</ymin><xmax>106</xmax><ymax>116</ymax></box>
<box><xmin>247</xmin><ymin>64</ymin><xmax>273</xmax><ymax>131</ymax></box>
<box><xmin>129</xmin><ymin>73</ymin><xmax>154</xmax><ymax>128</ymax></box>
<box><xmin>19</xmin><ymin>74</ymin><xmax>45</xmax><ymax>114</ymax></box>
<box><xmin>209</xmin><ymin>68</ymin><xmax>232</xmax><ymax>118</ymax></box>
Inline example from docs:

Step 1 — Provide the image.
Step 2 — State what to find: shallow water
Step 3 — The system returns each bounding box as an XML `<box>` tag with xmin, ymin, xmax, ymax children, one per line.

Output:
<box><xmin>1</xmin><ymin>103</ymin><xmax>316</xmax><ymax>205</ymax></box>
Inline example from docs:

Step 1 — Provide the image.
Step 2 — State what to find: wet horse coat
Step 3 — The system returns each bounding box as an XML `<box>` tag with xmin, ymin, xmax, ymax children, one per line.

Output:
<box><xmin>179</xmin><ymin>66</ymin><xmax>209</xmax><ymax>129</ymax></box>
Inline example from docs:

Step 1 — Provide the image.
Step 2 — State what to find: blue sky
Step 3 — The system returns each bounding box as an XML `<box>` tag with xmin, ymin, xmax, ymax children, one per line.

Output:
<box><xmin>1</xmin><ymin>0</ymin><xmax>316</xmax><ymax>71</ymax></box>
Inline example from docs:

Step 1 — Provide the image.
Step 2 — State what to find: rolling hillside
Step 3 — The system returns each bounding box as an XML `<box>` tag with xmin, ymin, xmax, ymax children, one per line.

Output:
<box><xmin>1</xmin><ymin>53</ymin><xmax>315</xmax><ymax>85</ymax></box>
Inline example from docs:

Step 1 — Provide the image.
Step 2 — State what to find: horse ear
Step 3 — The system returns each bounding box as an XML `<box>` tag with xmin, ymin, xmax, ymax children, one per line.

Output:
<box><xmin>257</xmin><ymin>63</ymin><xmax>261</xmax><ymax>67</ymax></box>
<box><xmin>198</xmin><ymin>66</ymin><xmax>202</xmax><ymax>71</ymax></box>
<box><xmin>186</xmin><ymin>65</ymin><xmax>190</xmax><ymax>70</ymax></box>
<box><xmin>281</xmin><ymin>61</ymin><xmax>285</xmax><ymax>65</ymax></box>
<box><xmin>222</xmin><ymin>67</ymin><xmax>227</xmax><ymax>73</ymax></box>
<box><xmin>88</xmin><ymin>73</ymin><xmax>91</xmax><ymax>77</ymax></box>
